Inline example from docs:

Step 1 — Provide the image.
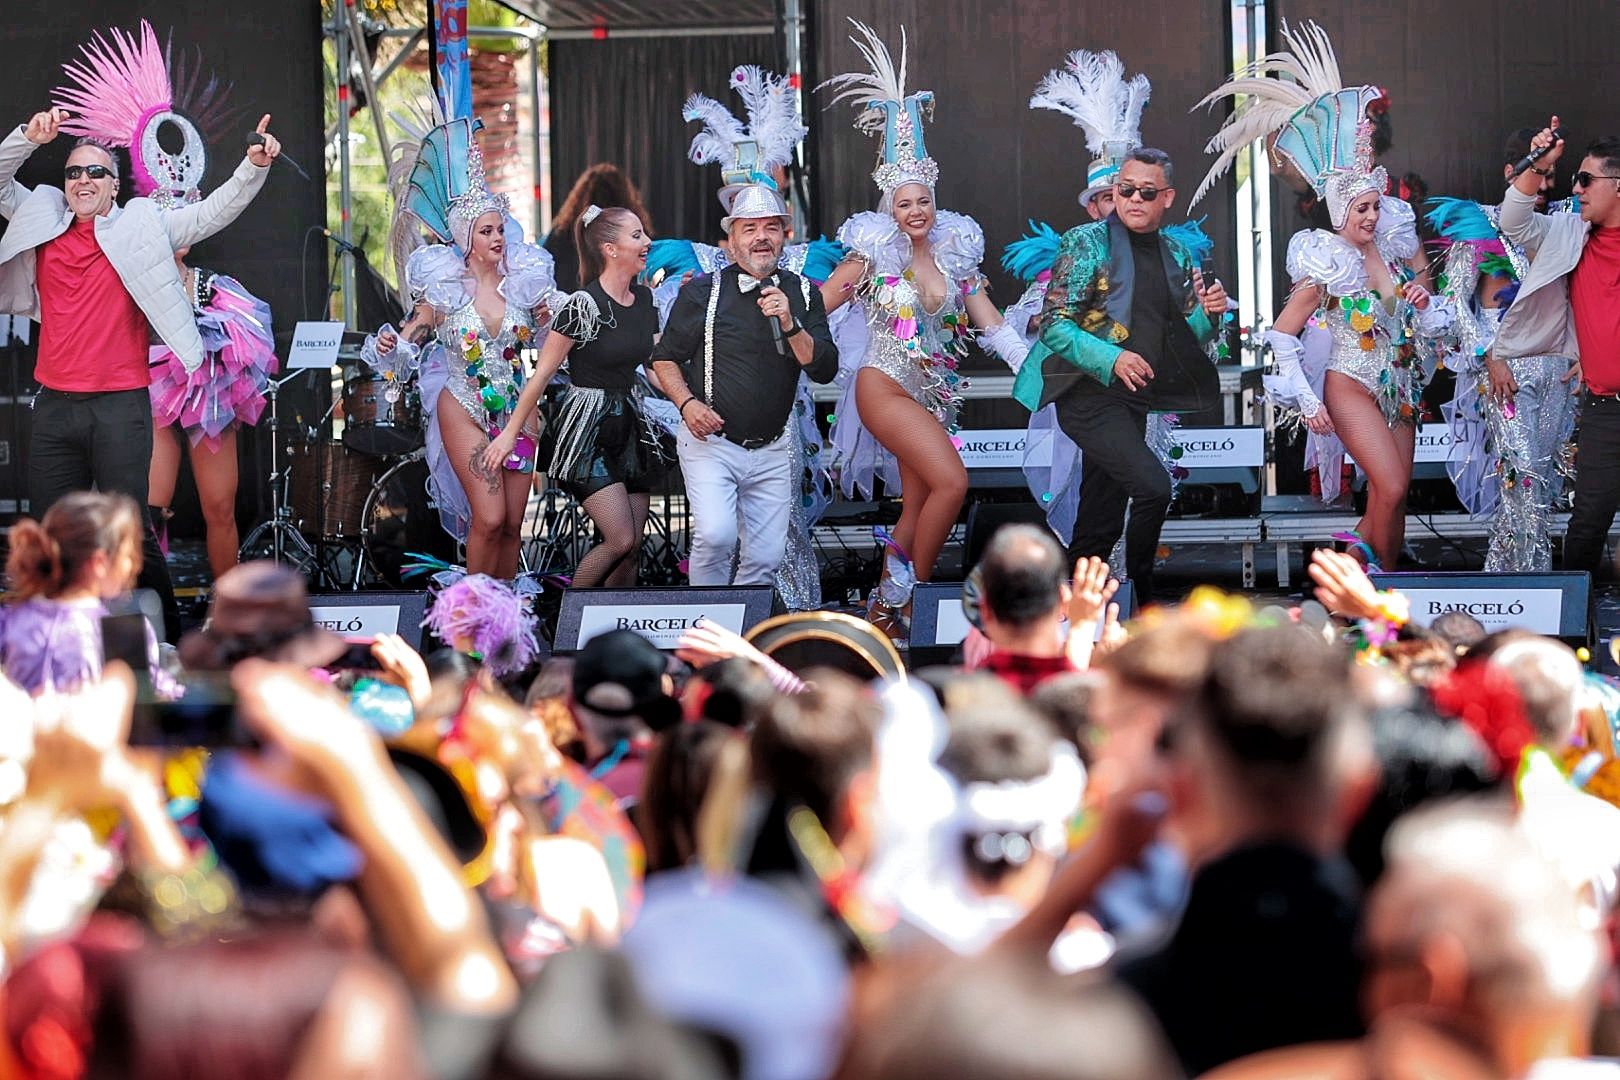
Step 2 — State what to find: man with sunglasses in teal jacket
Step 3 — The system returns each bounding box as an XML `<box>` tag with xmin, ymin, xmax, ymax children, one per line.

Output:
<box><xmin>1013</xmin><ymin>148</ymin><xmax>1227</xmax><ymax>602</ymax></box>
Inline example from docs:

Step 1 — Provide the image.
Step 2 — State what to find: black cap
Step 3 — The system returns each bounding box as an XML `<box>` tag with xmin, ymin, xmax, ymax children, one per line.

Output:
<box><xmin>572</xmin><ymin>630</ymin><xmax>680</xmax><ymax>730</ymax></box>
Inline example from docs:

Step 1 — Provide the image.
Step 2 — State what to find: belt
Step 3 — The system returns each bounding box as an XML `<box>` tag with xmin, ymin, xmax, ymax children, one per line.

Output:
<box><xmin>1585</xmin><ymin>390</ymin><xmax>1620</xmax><ymax>405</ymax></box>
<box><xmin>724</xmin><ymin>433</ymin><xmax>779</xmax><ymax>451</ymax></box>
<box><xmin>36</xmin><ymin>387</ymin><xmax>143</xmax><ymax>402</ymax></box>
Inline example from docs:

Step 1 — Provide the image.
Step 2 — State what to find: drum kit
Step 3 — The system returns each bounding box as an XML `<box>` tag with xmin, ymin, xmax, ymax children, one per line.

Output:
<box><xmin>238</xmin><ymin>355</ymin><xmax>454</xmax><ymax>589</ymax></box>
<box><xmin>236</xmin><ymin>346</ymin><xmax>688</xmax><ymax>595</ymax></box>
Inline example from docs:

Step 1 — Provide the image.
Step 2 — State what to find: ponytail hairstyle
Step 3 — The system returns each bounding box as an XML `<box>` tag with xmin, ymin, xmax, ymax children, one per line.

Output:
<box><xmin>5</xmin><ymin>492</ymin><xmax>142</xmax><ymax>601</ymax></box>
<box><xmin>573</xmin><ymin>205</ymin><xmax>640</xmax><ymax>286</ymax></box>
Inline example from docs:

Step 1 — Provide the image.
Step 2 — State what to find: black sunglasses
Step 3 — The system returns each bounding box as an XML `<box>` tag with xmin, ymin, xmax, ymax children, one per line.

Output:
<box><xmin>1115</xmin><ymin>183</ymin><xmax>1163</xmax><ymax>202</ymax></box>
<box><xmin>1573</xmin><ymin>171</ymin><xmax>1620</xmax><ymax>189</ymax></box>
<box><xmin>63</xmin><ymin>164</ymin><xmax>114</xmax><ymax>181</ymax></box>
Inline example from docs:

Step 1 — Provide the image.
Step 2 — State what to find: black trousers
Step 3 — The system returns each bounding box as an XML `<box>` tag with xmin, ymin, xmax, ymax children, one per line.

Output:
<box><xmin>1055</xmin><ymin>389</ymin><xmax>1172</xmax><ymax>603</ymax></box>
<box><xmin>1564</xmin><ymin>392</ymin><xmax>1620</xmax><ymax>577</ymax></box>
<box><xmin>30</xmin><ymin>387</ymin><xmax>179</xmax><ymax>641</ymax></box>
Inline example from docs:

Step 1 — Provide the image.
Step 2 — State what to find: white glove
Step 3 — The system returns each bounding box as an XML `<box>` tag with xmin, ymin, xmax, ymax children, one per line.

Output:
<box><xmin>1263</xmin><ymin>329</ymin><xmax>1321</xmax><ymax>418</ymax></box>
<box><xmin>980</xmin><ymin>322</ymin><xmax>1030</xmax><ymax>374</ymax></box>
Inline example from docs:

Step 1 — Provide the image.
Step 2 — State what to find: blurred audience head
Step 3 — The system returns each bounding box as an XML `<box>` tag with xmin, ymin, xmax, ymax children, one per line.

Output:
<box><xmin>1487</xmin><ymin>637</ymin><xmax>1584</xmax><ymax>749</ymax></box>
<box><xmin>1170</xmin><ymin>626</ymin><xmax>1372</xmax><ymax>861</ymax></box>
<box><xmin>837</xmin><ymin>956</ymin><xmax>1182</xmax><ymax>1080</ymax></box>
<box><xmin>936</xmin><ymin>693</ymin><xmax>1080</xmax><ymax>905</ymax></box>
<box><xmin>640</xmin><ymin>720</ymin><xmax>738</xmax><ymax>874</ymax></box>
<box><xmin>684</xmin><ymin>658</ymin><xmax>778</xmax><ymax>729</ymax></box>
<box><xmin>177</xmin><ymin>562</ymin><xmax>346</xmax><ymax>672</ymax></box>
<box><xmin>749</xmin><ymin>670</ymin><xmax>880</xmax><ymax>856</ymax></box>
<box><xmin>1364</xmin><ymin>800</ymin><xmax>1606</xmax><ymax>1073</ymax></box>
<box><xmin>85</xmin><ymin>931</ymin><xmax>422</xmax><ymax>1080</ymax></box>
<box><xmin>571</xmin><ymin>630</ymin><xmax>681</xmax><ymax>756</ymax></box>
<box><xmin>6</xmin><ymin>491</ymin><xmax>141</xmax><ymax>601</ymax></box>
<box><xmin>1429</xmin><ymin>610</ymin><xmax>1487</xmax><ymax>656</ymax></box>
<box><xmin>1342</xmin><ymin>702</ymin><xmax>1503</xmax><ymax>886</ymax></box>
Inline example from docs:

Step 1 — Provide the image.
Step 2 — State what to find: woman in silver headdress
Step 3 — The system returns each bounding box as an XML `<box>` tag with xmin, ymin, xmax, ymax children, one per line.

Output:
<box><xmin>364</xmin><ymin>116</ymin><xmax>561</xmax><ymax>579</ymax></box>
<box><xmin>818</xmin><ymin>21</ymin><xmax>1028</xmax><ymax>639</ymax></box>
<box><xmin>1195</xmin><ymin>23</ymin><xmax>1451</xmax><ymax>571</ymax></box>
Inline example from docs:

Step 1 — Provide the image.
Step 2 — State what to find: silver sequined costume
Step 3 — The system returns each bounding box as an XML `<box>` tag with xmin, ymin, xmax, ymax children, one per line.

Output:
<box><xmin>1438</xmin><ymin>206</ymin><xmax>1577</xmax><ymax>572</ymax></box>
<box><xmin>1268</xmin><ymin>198</ymin><xmax>1453</xmax><ymax>503</ymax></box>
<box><xmin>360</xmin><ymin>236</ymin><xmax>560</xmax><ymax>541</ymax></box>
<box><xmin>826</xmin><ymin>210</ymin><xmax>985</xmax><ymax>500</ymax></box>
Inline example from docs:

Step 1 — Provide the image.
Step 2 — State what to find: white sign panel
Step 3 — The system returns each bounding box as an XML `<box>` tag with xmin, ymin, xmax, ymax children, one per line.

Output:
<box><xmin>287</xmin><ymin>320</ymin><xmax>346</xmax><ymax>370</ymax></box>
<box><xmin>956</xmin><ymin>429</ymin><xmax>1032</xmax><ymax>470</ymax></box>
<box><xmin>1350</xmin><ymin>423</ymin><xmax>1458</xmax><ymax>468</ymax></box>
<box><xmin>577</xmin><ymin>603</ymin><xmax>747</xmax><ymax>650</ymax></box>
<box><xmin>1401</xmin><ymin>587</ymin><xmax>1564</xmax><ymax>635</ymax></box>
<box><xmin>1169</xmin><ymin>427</ymin><xmax>1266</xmax><ymax>468</ymax></box>
<box><xmin>309</xmin><ymin>603</ymin><xmax>402</xmax><ymax>640</ymax></box>
<box><xmin>932</xmin><ymin>597</ymin><xmax>1108</xmax><ymax>645</ymax></box>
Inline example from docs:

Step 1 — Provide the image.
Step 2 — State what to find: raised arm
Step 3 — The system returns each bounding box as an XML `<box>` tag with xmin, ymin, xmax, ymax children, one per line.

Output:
<box><xmin>0</xmin><ymin>112</ymin><xmax>61</xmax><ymax>220</ymax></box>
<box><xmin>1501</xmin><ymin>117</ymin><xmax>1563</xmax><ymax>256</ymax></box>
<box><xmin>161</xmin><ymin>114</ymin><xmax>278</xmax><ymax>249</ymax></box>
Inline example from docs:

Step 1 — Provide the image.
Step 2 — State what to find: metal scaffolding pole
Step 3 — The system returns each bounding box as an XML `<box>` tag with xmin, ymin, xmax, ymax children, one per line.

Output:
<box><xmin>334</xmin><ymin>0</ymin><xmax>357</xmax><ymax>327</ymax></box>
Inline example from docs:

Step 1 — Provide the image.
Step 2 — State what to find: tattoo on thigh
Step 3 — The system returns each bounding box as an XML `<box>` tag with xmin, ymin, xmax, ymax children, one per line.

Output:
<box><xmin>470</xmin><ymin>443</ymin><xmax>501</xmax><ymax>494</ymax></box>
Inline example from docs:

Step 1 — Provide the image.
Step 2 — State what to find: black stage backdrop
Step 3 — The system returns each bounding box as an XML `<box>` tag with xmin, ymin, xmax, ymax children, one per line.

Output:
<box><xmin>549</xmin><ymin>34</ymin><xmax>780</xmax><ymax>244</ymax></box>
<box><xmin>1269</xmin><ymin>0</ymin><xmax>1620</xmax><ymax>290</ymax></box>
<box><xmin>0</xmin><ymin>2</ymin><xmax>326</xmax><ymax>523</ymax></box>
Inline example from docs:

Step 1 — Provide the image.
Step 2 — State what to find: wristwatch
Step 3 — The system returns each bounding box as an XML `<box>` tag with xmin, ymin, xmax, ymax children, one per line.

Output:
<box><xmin>783</xmin><ymin>320</ymin><xmax>806</xmax><ymax>340</ymax></box>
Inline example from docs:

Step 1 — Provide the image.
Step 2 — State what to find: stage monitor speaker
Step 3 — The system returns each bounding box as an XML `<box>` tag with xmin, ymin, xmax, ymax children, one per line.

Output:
<box><xmin>554</xmin><ymin>585</ymin><xmax>781</xmax><ymax>653</ymax></box>
<box><xmin>308</xmin><ymin>591</ymin><xmax>431</xmax><ymax>651</ymax></box>
<box><xmin>1368</xmin><ymin>571</ymin><xmax>1592</xmax><ymax>645</ymax></box>
<box><xmin>963</xmin><ymin>500</ymin><xmax>1051</xmax><ymax>570</ymax></box>
<box><xmin>908</xmin><ymin>579</ymin><xmax>1138</xmax><ymax>668</ymax></box>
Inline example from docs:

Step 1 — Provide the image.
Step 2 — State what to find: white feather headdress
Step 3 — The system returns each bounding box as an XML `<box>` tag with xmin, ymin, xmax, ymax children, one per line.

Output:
<box><xmin>1190</xmin><ymin>20</ymin><xmax>1384</xmax><ymax>224</ymax></box>
<box><xmin>683</xmin><ymin>65</ymin><xmax>808</xmax><ymax>209</ymax></box>
<box><xmin>1030</xmin><ymin>50</ymin><xmax>1150</xmax><ymax>159</ymax></box>
<box><xmin>818</xmin><ymin>20</ymin><xmax>939</xmax><ymax>198</ymax></box>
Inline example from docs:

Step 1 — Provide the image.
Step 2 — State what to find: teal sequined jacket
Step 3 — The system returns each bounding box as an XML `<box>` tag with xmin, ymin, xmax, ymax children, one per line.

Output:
<box><xmin>1012</xmin><ymin>217</ymin><xmax>1218</xmax><ymax>413</ymax></box>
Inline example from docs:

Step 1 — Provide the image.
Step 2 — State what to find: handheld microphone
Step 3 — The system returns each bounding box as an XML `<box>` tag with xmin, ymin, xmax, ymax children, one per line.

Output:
<box><xmin>247</xmin><ymin>132</ymin><xmax>311</xmax><ymax>181</ymax></box>
<box><xmin>1508</xmin><ymin>128</ymin><xmax>1566</xmax><ymax>180</ymax></box>
<box><xmin>768</xmin><ymin>310</ymin><xmax>785</xmax><ymax>356</ymax></box>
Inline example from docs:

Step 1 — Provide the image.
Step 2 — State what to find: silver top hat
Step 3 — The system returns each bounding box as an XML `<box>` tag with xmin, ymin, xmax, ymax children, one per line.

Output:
<box><xmin>721</xmin><ymin>182</ymin><xmax>790</xmax><ymax>231</ymax></box>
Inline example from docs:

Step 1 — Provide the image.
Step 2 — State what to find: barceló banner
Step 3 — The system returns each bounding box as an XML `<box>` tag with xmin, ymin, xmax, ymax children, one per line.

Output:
<box><xmin>576</xmin><ymin>603</ymin><xmax>747</xmax><ymax>650</ymax></box>
<box><xmin>953</xmin><ymin>426</ymin><xmax>1264</xmax><ymax>470</ymax></box>
<box><xmin>1368</xmin><ymin>572</ymin><xmax>1590</xmax><ymax>640</ymax></box>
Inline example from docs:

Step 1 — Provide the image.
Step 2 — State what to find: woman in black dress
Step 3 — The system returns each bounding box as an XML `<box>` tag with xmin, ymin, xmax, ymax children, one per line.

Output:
<box><xmin>484</xmin><ymin>205</ymin><xmax>663</xmax><ymax>586</ymax></box>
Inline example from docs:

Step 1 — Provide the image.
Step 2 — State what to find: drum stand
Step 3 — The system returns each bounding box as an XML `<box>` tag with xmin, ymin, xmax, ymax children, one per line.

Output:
<box><xmin>239</xmin><ymin>369</ymin><xmax>321</xmax><ymax>576</ymax></box>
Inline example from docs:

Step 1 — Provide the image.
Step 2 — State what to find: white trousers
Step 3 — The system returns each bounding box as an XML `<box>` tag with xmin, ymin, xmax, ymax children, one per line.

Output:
<box><xmin>677</xmin><ymin>426</ymin><xmax>793</xmax><ymax>586</ymax></box>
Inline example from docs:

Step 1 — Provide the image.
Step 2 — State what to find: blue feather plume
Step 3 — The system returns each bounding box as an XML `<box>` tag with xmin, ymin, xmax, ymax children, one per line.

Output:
<box><xmin>1001</xmin><ymin>220</ymin><xmax>1062</xmax><ymax>282</ymax></box>
<box><xmin>1164</xmin><ymin>216</ymin><xmax>1214</xmax><ymax>263</ymax></box>
<box><xmin>643</xmin><ymin>239</ymin><xmax>701</xmax><ymax>284</ymax></box>
<box><xmin>1424</xmin><ymin>197</ymin><xmax>1496</xmax><ymax>243</ymax></box>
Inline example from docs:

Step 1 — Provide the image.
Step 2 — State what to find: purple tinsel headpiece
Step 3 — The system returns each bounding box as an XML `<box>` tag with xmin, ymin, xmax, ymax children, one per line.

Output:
<box><xmin>423</xmin><ymin>574</ymin><xmax>539</xmax><ymax>678</ymax></box>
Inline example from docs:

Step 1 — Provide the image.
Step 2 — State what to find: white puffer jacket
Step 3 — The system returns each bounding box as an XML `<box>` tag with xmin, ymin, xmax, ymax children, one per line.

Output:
<box><xmin>0</xmin><ymin>125</ymin><xmax>270</xmax><ymax>373</ymax></box>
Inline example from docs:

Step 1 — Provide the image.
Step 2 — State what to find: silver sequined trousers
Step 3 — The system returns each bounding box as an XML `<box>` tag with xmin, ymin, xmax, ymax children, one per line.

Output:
<box><xmin>772</xmin><ymin>426</ymin><xmax>821</xmax><ymax>610</ymax></box>
<box><xmin>1484</xmin><ymin>354</ymin><xmax>1577</xmax><ymax>572</ymax></box>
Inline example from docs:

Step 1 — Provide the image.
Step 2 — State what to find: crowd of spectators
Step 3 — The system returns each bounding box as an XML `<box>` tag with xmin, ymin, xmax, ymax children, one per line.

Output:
<box><xmin>1</xmin><ymin>492</ymin><xmax>1619</xmax><ymax>1079</ymax></box>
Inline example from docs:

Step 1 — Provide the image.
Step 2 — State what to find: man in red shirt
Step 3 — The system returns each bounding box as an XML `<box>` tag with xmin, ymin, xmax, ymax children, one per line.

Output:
<box><xmin>0</xmin><ymin>107</ymin><xmax>278</xmax><ymax>636</ymax></box>
<box><xmin>1510</xmin><ymin>122</ymin><xmax>1620</xmax><ymax>574</ymax></box>
<box><xmin>977</xmin><ymin>524</ymin><xmax>1084</xmax><ymax>695</ymax></box>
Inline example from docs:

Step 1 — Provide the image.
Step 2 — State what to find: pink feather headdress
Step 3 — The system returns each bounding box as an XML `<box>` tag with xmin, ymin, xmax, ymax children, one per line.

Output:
<box><xmin>52</xmin><ymin>20</ymin><xmax>238</xmax><ymax>208</ymax></box>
